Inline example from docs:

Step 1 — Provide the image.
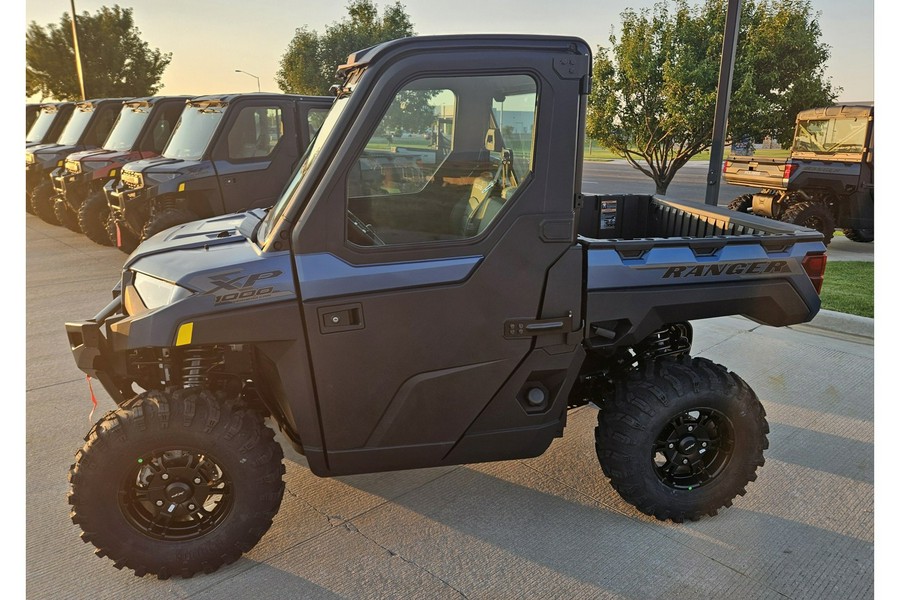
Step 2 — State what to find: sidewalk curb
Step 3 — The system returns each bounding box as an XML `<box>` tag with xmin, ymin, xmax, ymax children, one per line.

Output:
<box><xmin>799</xmin><ymin>308</ymin><xmax>874</xmax><ymax>339</ymax></box>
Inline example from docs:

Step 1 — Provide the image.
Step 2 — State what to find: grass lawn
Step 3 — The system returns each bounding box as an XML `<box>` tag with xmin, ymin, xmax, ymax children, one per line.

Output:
<box><xmin>820</xmin><ymin>261</ymin><xmax>874</xmax><ymax>318</ymax></box>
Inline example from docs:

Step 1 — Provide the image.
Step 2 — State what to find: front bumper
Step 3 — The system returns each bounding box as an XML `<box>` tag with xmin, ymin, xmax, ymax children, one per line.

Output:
<box><xmin>65</xmin><ymin>297</ymin><xmax>128</xmax><ymax>404</ymax></box>
<box><xmin>107</xmin><ymin>181</ymin><xmax>152</xmax><ymax>237</ymax></box>
<box><xmin>52</xmin><ymin>170</ymin><xmax>90</xmax><ymax>210</ymax></box>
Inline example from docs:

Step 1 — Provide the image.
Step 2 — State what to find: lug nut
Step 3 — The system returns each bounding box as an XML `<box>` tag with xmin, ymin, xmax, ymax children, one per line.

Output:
<box><xmin>688</xmin><ymin>426</ymin><xmax>694</xmax><ymax>432</ymax></box>
<box><xmin>161</xmin><ymin>473</ymin><xmax>169</xmax><ymax>480</ymax></box>
<box><xmin>668</xmin><ymin>443</ymin><xmax>674</xmax><ymax>449</ymax></box>
<box><xmin>194</xmin><ymin>478</ymin><xmax>202</xmax><ymax>484</ymax></box>
<box><xmin>188</xmin><ymin>504</ymin><xmax>196</xmax><ymax>510</ymax></box>
<box><xmin>155</xmin><ymin>500</ymin><xmax>164</xmax><ymax>506</ymax></box>
<box><xmin>702</xmin><ymin>442</ymin><xmax>707</xmax><ymax>447</ymax></box>
<box><xmin>683</xmin><ymin>459</ymin><xmax>689</xmax><ymax>464</ymax></box>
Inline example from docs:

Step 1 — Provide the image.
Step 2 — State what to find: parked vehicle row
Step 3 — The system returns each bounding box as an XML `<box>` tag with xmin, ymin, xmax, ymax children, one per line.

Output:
<box><xmin>25</xmin><ymin>93</ymin><xmax>333</xmax><ymax>252</ymax></box>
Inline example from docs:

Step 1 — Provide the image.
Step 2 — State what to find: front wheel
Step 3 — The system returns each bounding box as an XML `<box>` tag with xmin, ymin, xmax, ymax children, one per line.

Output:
<box><xmin>595</xmin><ymin>356</ymin><xmax>768</xmax><ymax>522</ymax></box>
<box><xmin>31</xmin><ymin>183</ymin><xmax>60</xmax><ymax>225</ymax></box>
<box><xmin>78</xmin><ymin>191</ymin><xmax>114</xmax><ymax>246</ymax></box>
<box><xmin>68</xmin><ymin>388</ymin><xmax>285</xmax><ymax>579</ymax></box>
<box><xmin>54</xmin><ymin>197</ymin><xmax>82</xmax><ymax>232</ymax></box>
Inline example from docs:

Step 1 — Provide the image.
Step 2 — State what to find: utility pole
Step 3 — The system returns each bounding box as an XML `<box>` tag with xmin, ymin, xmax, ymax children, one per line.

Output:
<box><xmin>235</xmin><ymin>69</ymin><xmax>261</xmax><ymax>92</ymax></box>
<box><xmin>70</xmin><ymin>0</ymin><xmax>86</xmax><ymax>100</ymax></box>
<box><xmin>705</xmin><ymin>0</ymin><xmax>742</xmax><ymax>206</ymax></box>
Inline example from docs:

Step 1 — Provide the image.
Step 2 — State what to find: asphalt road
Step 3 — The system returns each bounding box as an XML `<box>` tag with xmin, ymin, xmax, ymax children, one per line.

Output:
<box><xmin>24</xmin><ymin>207</ymin><xmax>874</xmax><ymax>599</ymax></box>
<box><xmin>582</xmin><ymin>159</ymin><xmax>754</xmax><ymax>206</ymax></box>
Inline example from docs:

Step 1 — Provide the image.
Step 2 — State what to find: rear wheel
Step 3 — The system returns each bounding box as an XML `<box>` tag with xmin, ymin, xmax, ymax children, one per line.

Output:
<box><xmin>727</xmin><ymin>194</ymin><xmax>753</xmax><ymax>213</ymax></box>
<box><xmin>595</xmin><ymin>356</ymin><xmax>768</xmax><ymax>522</ymax></box>
<box><xmin>68</xmin><ymin>388</ymin><xmax>285</xmax><ymax>579</ymax></box>
<box><xmin>31</xmin><ymin>183</ymin><xmax>60</xmax><ymax>225</ymax></box>
<box><xmin>79</xmin><ymin>191</ymin><xmax>114</xmax><ymax>246</ymax></box>
<box><xmin>142</xmin><ymin>207</ymin><xmax>198</xmax><ymax>242</ymax></box>
<box><xmin>781</xmin><ymin>201</ymin><xmax>835</xmax><ymax>245</ymax></box>
<box><xmin>54</xmin><ymin>197</ymin><xmax>82</xmax><ymax>232</ymax></box>
<box><xmin>842</xmin><ymin>228</ymin><xmax>874</xmax><ymax>243</ymax></box>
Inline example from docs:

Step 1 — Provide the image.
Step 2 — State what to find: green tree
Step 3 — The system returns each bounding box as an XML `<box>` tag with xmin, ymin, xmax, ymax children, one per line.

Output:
<box><xmin>26</xmin><ymin>5</ymin><xmax>172</xmax><ymax>101</ymax></box>
<box><xmin>587</xmin><ymin>0</ymin><xmax>838</xmax><ymax>194</ymax></box>
<box><xmin>277</xmin><ymin>0</ymin><xmax>414</xmax><ymax>96</ymax></box>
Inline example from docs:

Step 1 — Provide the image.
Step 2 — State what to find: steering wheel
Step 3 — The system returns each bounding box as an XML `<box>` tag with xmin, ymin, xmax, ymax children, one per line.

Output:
<box><xmin>347</xmin><ymin>210</ymin><xmax>386</xmax><ymax>246</ymax></box>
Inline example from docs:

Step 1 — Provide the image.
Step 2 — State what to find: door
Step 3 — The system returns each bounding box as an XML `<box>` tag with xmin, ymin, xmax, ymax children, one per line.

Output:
<box><xmin>212</xmin><ymin>99</ymin><xmax>300</xmax><ymax>213</ymax></box>
<box><xmin>293</xmin><ymin>45</ymin><xmax>588</xmax><ymax>475</ymax></box>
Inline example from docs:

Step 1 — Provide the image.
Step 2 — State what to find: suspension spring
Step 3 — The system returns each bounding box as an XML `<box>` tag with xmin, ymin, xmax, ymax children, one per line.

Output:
<box><xmin>181</xmin><ymin>347</ymin><xmax>218</xmax><ymax>388</ymax></box>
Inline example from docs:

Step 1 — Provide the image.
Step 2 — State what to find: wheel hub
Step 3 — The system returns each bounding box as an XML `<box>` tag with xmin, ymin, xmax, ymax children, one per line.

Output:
<box><xmin>120</xmin><ymin>448</ymin><xmax>232</xmax><ymax>541</ymax></box>
<box><xmin>653</xmin><ymin>409</ymin><xmax>734</xmax><ymax>490</ymax></box>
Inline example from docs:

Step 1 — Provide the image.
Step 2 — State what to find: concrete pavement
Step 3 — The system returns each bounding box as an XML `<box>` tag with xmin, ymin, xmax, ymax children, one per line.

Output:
<box><xmin>24</xmin><ymin>214</ymin><xmax>874</xmax><ymax>599</ymax></box>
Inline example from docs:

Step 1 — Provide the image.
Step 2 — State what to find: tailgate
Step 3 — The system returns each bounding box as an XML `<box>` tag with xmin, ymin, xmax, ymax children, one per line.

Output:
<box><xmin>723</xmin><ymin>156</ymin><xmax>787</xmax><ymax>189</ymax></box>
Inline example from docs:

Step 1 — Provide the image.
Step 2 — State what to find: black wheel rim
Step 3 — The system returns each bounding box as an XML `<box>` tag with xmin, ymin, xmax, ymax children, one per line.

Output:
<box><xmin>119</xmin><ymin>448</ymin><xmax>233</xmax><ymax>541</ymax></box>
<box><xmin>652</xmin><ymin>409</ymin><xmax>734</xmax><ymax>490</ymax></box>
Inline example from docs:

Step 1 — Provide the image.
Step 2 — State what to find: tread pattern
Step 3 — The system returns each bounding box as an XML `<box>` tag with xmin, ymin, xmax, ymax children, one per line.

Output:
<box><xmin>68</xmin><ymin>388</ymin><xmax>285</xmax><ymax>579</ymax></box>
<box><xmin>595</xmin><ymin>356</ymin><xmax>768</xmax><ymax>522</ymax></box>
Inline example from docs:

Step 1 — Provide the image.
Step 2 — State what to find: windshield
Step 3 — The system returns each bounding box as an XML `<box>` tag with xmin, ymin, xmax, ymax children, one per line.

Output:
<box><xmin>162</xmin><ymin>104</ymin><xmax>226</xmax><ymax>160</ymax></box>
<box><xmin>56</xmin><ymin>108</ymin><xmax>94</xmax><ymax>146</ymax></box>
<box><xmin>257</xmin><ymin>97</ymin><xmax>348</xmax><ymax>243</ymax></box>
<box><xmin>103</xmin><ymin>106</ymin><xmax>150</xmax><ymax>151</ymax></box>
<box><xmin>793</xmin><ymin>117</ymin><xmax>868</xmax><ymax>155</ymax></box>
<box><xmin>26</xmin><ymin>109</ymin><xmax>57</xmax><ymax>143</ymax></box>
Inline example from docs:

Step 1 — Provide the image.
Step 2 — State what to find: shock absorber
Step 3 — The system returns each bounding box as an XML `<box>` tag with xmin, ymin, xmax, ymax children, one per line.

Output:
<box><xmin>181</xmin><ymin>347</ymin><xmax>218</xmax><ymax>388</ymax></box>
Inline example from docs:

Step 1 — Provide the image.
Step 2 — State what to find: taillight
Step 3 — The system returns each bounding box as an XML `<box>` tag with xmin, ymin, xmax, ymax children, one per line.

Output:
<box><xmin>722</xmin><ymin>160</ymin><xmax>730</xmax><ymax>173</ymax></box>
<box><xmin>802</xmin><ymin>253</ymin><xmax>827</xmax><ymax>295</ymax></box>
<box><xmin>783</xmin><ymin>162</ymin><xmax>796</xmax><ymax>181</ymax></box>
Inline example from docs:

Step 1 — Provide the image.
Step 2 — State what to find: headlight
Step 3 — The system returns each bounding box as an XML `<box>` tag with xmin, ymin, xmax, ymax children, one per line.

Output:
<box><xmin>124</xmin><ymin>272</ymin><xmax>193</xmax><ymax>315</ymax></box>
<box><xmin>25</xmin><ymin>152</ymin><xmax>35</xmax><ymax>165</ymax></box>
<box><xmin>144</xmin><ymin>172</ymin><xmax>181</xmax><ymax>185</ymax></box>
<box><xmin>65</xmin><ymin>159</ymin><xmax>81</xmax><ymax>173</ymax></box>
<box><xmin>80</xmin><ymin>160</ymin><xmax>114</xmax><ymax>174</ymax></box>
<box><xmin>121</xmin><ymin>170</ymin><xmax>143</xmax><ymax>187</ymax></box>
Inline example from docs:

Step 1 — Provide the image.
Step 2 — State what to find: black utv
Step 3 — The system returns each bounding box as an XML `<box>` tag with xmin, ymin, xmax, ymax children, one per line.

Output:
<box><xmin>724</xmin><ymin>104</ymin><xmax>874</xmax><ymax>244</ymax></box>
<box><xmin>107</xmin><ymin>93</ymin><xmax>332</xmax><ymax>252</ymax></box>
<box><xmin>50</xmin><ymin>96</ymin><xmax>190</xmax><ymax>240</ymax></box>
<box><xmin>27</xmin><ymin>98</ymin><xmax>128</xmax><ymax>224</ymax></box>
<box><xmin>26</xmin><ymin>101</ymin><xmax>75</xmax><ymax>148</ymax></box>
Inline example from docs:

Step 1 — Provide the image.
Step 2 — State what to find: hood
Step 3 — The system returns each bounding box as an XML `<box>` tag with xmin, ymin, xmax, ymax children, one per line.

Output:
<box><xmin>124</xmin><ymin>211</ymin><xmax>264</xmax><ymax>276</ymax></box>
<box><xmin>32</xmin><ymin>143</ymin><xmax>79</xmax><ymax>158</ymax></box>
<box><xmin>123</xmin><ymin>156</ymin><xmax>207</xmax><ymax>176</ymax></box>
<box><xmin>125</xmin><ymin>209</ymin><xmax>295</xmax><ymax>302</ymax></box>
<box><xmin>67</xmin><ymin>148</ymin><xmax>134</xmax><ymax>164</ymax></box>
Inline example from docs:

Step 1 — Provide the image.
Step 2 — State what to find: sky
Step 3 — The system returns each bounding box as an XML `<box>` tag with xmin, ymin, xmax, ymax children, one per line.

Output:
<box><xmin>21</xmin><ymin>0</ymin><xmax>875</xmax><ymax>103</ymax></box>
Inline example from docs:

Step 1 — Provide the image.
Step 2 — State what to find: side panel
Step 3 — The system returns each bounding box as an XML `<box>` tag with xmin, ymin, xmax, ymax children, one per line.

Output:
<box><xmin>291</xmin><ymin>43</ymin><xmax>590</xmax><ymax>476</ymax></box>
<box><xmin>212</xmin><ymin>99</ymin><xmax>302</xmax><ymax>214</ymax></box>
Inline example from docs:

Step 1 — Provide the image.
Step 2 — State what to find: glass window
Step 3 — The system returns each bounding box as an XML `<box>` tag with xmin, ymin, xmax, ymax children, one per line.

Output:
<box><xmin>347</xmin><ymin>73</ymin><xmax>537</xmax><ymax>247</ymax></box>
<box><xmin>103</xmin><ymin>106</ymin><xmax>150</xmax><ymax>151</ymax></box>
<box><xmin>148</xmin><ymin>103</ymin><xmax>185</xmax><ymax>153</ymax></box>
<box><xmin>794</xmin><ymin>117</ymin><xmax>868</xmax><ymax>155</ymax></box>
<box><xmin>26</xmin><ymin>108</ymin><xmax>57</xmax><ymax>143</ymax></box>
<box><xmin>163</xmin><ymin>102</ymin><xmax>226</xmax><ymax>160</ymax></box>
<box><xmin>308</xmin><ymin>108</ymin><xmax>330</xmax><ymax>138</ymax></box>
<box><xmin>227</xmin><ymin>106</ymin><xmax>284</xmax><ymax>160</ymax></box>
<box><xmin>56</xmin><ymin>108</ymin><xmax>93</xmax><ymax>146</ymax></box>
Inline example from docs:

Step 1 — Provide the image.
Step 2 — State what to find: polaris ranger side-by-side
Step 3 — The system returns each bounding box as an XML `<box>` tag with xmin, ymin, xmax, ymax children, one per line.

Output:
<box><xmin>25</xmin><ymin>102</ymin><xmax>75</xmax><ymax>213</ymax></box>
<box><xmin>27</xmin><ymin>98</ymin><xmax>128</xmax><ymax>224</ymax></box>
<box><xmin>51</xmin><ymin>96</ymin><xmax>191</xmax><ymax>243</ymax></box>
<box><xmin>723</xmin><ymin>104</ymin><xmax>874</xmax><ymax>245</ymax></box>
<box><xmin>66</xmin><ymin>35</ymin><xmax>828</xmax><ymax>579</ymax></box>
<box><xmin>26</xmin><ymin>101</ymin><xmax>75</xmax><ymax>148</ymax></box>
<box><xmin>106</xmin><ymin>93</ymin><xmax>333</xmax><ymax>252</ymax></box>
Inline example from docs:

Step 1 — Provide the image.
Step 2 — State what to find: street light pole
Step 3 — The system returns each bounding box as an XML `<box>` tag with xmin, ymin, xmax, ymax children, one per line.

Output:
<box><xmin>235</xmin><ymin>69</ymin><xmax>260</xmax><ymax>92</ymax></box>
<box><xmin>70</xmin><ymin>0</ymin><xmax>86</xmax><ymax>100</ymax></box>
<box><xmin>705</xmin><ymin>0</ymin><xmax>742</xmax><ymax>206</ymax></box>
